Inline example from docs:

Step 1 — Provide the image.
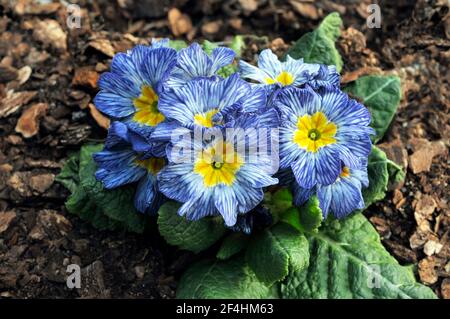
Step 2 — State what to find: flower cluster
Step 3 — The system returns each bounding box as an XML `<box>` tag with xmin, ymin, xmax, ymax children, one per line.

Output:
<box><xmin>93</xmin><ymin>40</ymin><xmax>373</xmax><ymax>229</ymax></box>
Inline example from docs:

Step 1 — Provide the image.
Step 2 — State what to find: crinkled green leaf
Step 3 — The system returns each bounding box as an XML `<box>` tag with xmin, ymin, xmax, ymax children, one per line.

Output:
<box><xmin>177</xmin><ymin>257</ymin><xmax>276</xmax><ymax>299</ymax></box>
<box><xmin>203</xmin><ymin>37</ymin><xmax>245</xmax><ymax>56</ymax></box>
<box><xmin>286</xmin><ymin>12</ymin><xmax>343</xmax><ymax>71</ymax></box>
<box><xmin>216</xmin><ymin>232</ymin><xmax>249</xmax><ymax>260</ymax></box>
<box><xmin>265</xmin><ymin>188</ymin><xmax>293</xmax><ymax>216</ymax></box>
<box><xmin>363</xmin><ymin>146</ymin><xmax>390</xmax><ymax>208</ymax></box>
<box><xmin>55</xmin><ymin>152</ymin><xmax>80</xmax><ymax>193</ymax></box>
<box><xmin>344</xmin><ymin>75</ymin><xmax>401</xmax><ymax>143</ymax></box>
<box><xmin>229</xmin><ymin>35</ymin><xmax>245</xmax><ymax>57</ymax></box>
<box><xmin>78</xmin><ymin>145</ymin><xmax>147</xmax><ymax>233</ymax></box>
<box><xmin>280</xmin><ymin>207</ymin><xmax>302</xmax><ymax>231</ymax></box>
<box><xmin>202</xmin><ymin>40</ymin><xmax>218</xmax><ymax>55</ymax></box>
<box><xmin>246</xmin><ymin>223</ymin><xmax>309</xmax><ymax>285</ymax></box>
<box><xmin>387</xmin><ymin>158</ymin><xmax>406</xmax><ymax>188</ymax></box>
<box><xmin>299</xmin><ymin>196</ymin><xmax>323</xmax><ymax>232</ymax></box>
<box><xmin>280</xmin><ymin>196</ymin><xmax>322</xmax><ymax>233</ymax></box>
<box><xmin>57</xmin><ymin>144</ymin><xmax>148</xmax><ymax>233</ymax></box>
<box><xmin>217</xmin><ymin>65</ymin><xmax>237</xmax><ymax>78</ymax></box>
<box><xmin>169</xmin><ymin>40</ymin><xmax>187</xmax><ymax>51</ymax></box>
<box><xmin>280</xmin><ymin>214</ymin><xmax>437</xmax><ymax>299</ymax></box>
<box><xmin>363</xmin><ymin>145</ymin><xmax>404</xmax><ymax>208</ymax></box>
<box><xmin>157</xmin><ymin>201</ymin><xmax>226</xmax><ymax>253</ymax></box>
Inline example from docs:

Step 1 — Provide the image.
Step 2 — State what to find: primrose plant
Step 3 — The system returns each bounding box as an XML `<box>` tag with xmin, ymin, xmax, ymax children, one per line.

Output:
<box><xmin>57</xmin><ymin>13</ymin><xmax>437</xmax><ymax>299</ymax></box>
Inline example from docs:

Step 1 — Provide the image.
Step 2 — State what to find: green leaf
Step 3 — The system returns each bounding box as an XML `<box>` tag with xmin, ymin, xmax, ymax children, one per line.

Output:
<box><xmin>57</xmin><ymin>144</ymin><xmax>148</xmax><ymax>233</ymax></box>
<box><xmin>202</xmin><ymin>40</ymin><xmax>218</xmax><ymax>55</ymax></box>
<box><xmin>246</xmin><ymin>223</ymin><xmax>309</xmax><ymax>285</ymax></box>
<box><xmin>265</xmin><ymin>188</ymin><xmax>293</xmax><ymax>216</ymax></box>
<box><xmin>66</xmin><ymin>187</ymin><xmax>122</xmax><ymax>231</ymax></box>
<box><xmin>363</xmin><ymin>145</ymin><xmax>404</xmax><ymax>208</ymax></box>
<box><xmin>229</xmin><ymin>35</ymin><xmax>245</xmax><ymax>57</ymax></box>
<box><xmin>280</xmin><ymin>214</ymin><xmax>437</xmax><ymax>299</ymax></box>
<box><xmin>55</xmin><ymin>152</ymin><xmax>80</xmax><ymax>193</ymax></box>
<box><xmin>299</xmin><ymin>196</ymin><xmax>323</xmax><ymax>232</ymax></box>
<box><xmin>280</xmin><ymin>207</ymin><xmax>301</xmax><ymax>231</ymax></box>
<box><xmin>169</xmin><ymin>40</ymin><xmax>187</xmax><ymax>51</ymax></box>
<box><xmin>344</xmin><ymin>75</ymin><xmax>401</xmax><ymax>143</ymax></box>
<box><xmin>280</xmin><ymin>196</ymin><xmax>322</xmax><ymax>233</ymax></box>
<box><xmin>363</xmin><ymin>146</ymin><xmax>389</xmax><ymax>208</ymax></box>
<box><xmin>387</xmin><ymin>158</ymin><xmax>406</xmax><ymax>188</ymax></box>
<box><xmin>78</xmin><ymin>144</ymin><xmax>147</xmax><ymax>233</ymax></box>
<box><xmin>286</xmin><ymin>12</ymin><xmax>343</xmax><ymax>71</ymax></box>
<box><xmin>217</xmin><ymin>65</ymin><xmax>237</xmax><ymax>78</ymax></box>
<box><xmin>177</xmin><ymin>257</ymin><xmax>276</xmax><ymax>299</ymax></box>
<box><xmin>157</xmin><ymin>201</ymin><xmax>226</xmax><ymax>253</ymax></box>
<box><xmin>216</xmin><ymin>233</ymin><xmax>249</xmax><ymax>260</ymax></box>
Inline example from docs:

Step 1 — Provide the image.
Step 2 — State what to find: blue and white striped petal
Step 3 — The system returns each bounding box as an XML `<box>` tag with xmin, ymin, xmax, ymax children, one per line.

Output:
<box><xmin>257</xmin><ymin>49</ymin><xmax>283</xmax><ymax>78</ymax></box>
<box><xmin>134</xmin><ymin>173</ymin><xmax>162</xmax><ymax>214</ymax></box>
<box><xmin>139</xmin><ymin>47</ymin><xmax>177</xmax><ymax>93</ymax></box>
<box><xmin>317</xmin><ymin>172</ymin><xmax>365</xmax><ymax>219</ymax></box>
<box><xmin>166</xmin><ymin>43</ymin><xmax>235</xmax><ymax>88</ymax></box>
<box><xmin>94</xmin><ymin>92</ymin><xmax>135</xmax><ymax>119</ymax></box>
<box><xmin>214</xmin><ymin>185</ymin><xmax>239</xmax><ymax>226</ymax></box>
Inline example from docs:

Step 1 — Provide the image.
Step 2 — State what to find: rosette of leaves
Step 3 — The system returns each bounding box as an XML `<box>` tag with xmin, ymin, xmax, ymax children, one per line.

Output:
<box><xmin>161</xmin><ymin>13</ymin><xmax>434</xmax><ymax>299</ymax></box>
<box><xmin>57</xmin><ymin>13</ymin><xmax>436</xmax><ymax>299</ymax></box>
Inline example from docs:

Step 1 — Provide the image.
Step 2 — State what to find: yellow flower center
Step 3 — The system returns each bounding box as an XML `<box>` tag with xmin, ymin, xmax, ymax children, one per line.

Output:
<box><xmin>293</xmin><ymin>111</ymin><xmax>337</xmax><ymax>153</ymax></box>
<box><xmin>193</xmin><ymin>109</ymin><xmax>219</xmax><ymax>128</ymax></box>
<box><xmin>135</xmin><ymin>157</ymin><xmax>165</xmax><ymax>175</ymax></box>
<box><xmin>340</xmin><ymin>166</ymin><xmax>350</xmax><ymax>178</ymax></box>
<box><xmin>265</xmin><ymin>71</ymin><xmax>294</xmax><ymax>86</ymax></box>
<box><xmin>132</xmin><ymin>85</ymin><xmax>165</xmax><ymax>126</ymax></box>
<box><xmin>193</xmin><ymin>142</ymin><xmax>243</xmax><ymax>187</ymax></box>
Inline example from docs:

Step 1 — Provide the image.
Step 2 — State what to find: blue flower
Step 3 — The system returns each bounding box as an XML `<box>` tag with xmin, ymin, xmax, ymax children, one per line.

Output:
<box><xmin>166</xmin><ymin>43</ymin><xmax>235</xmax><ymax>88</ymax></box>
<box><xmin>157</xmin><ymin>126</ymin><xmax>279</xmax><ymax>226</ymax></box>
<box><xmin>303</xmin><ymin>64</ymin><xmax>340</xmax><ymax>89</ymax></box>
<box><xmin>239</xmin><ymin>49</ymin><xmax>339</xmax><ymax>88</ymax></box>
<box><xmin>94</xmin><ymin>42</ymin><xmax>177</xmax><ymax>154</ymax></box>
<box><xmin>293</xmin><ymin>164</ymin><xmax>368</xmax><ymax>219</ymax></box>
<box><xmin>277</xmin><ymin>86</ymin><xmax>374</xmax><ymax>189</ymax></box>
<box><xmin>152</xmin><ymin>73</ymin><xmax>269</xmax><ymax>141</ymax></box>
<box><xmin>93</xmin><ymin>122</ymin><xmax>165</xmax><ymax>214</ymax></box>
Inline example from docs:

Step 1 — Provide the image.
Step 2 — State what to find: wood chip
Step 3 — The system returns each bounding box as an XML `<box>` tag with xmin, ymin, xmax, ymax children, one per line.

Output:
<box><xmin>88</xmin><ymin>38</ymin><xmax>115</xmax><ymax>58</ymax></box>
<box><xmin>0</xmin><ymin>65</ymin><xmax>18</xmax><ymax>83</ymax></box>
<box><xmin>0</xmin><ymin>90</ymin><xmax>37</xmax><ymax>118</ymax></box>
<box><xmin>423</xmin><ymin>240</ymin><xmax>444</xmax><ymax>256</ymax></box>
<box><xmin>88</xmin><ymin>103</ymin><xmax>110</xmax><ymax>130</ymax></box>
<box><xmin>289</xmin><ymin>0</ymin><xmax>320</xmax><ymax>20</ymax></box>
<box><xmin>17</xmin><ymin>66</ymin><xmax>32</xmax><ymax>85</ymax></box>
<box><xmin>414</xmin><ymin>195</ymin><xmax>437</xmax><ymax>229</ymax></box>
<box><xmin>383</xmin><ymin>239</ymin><xmax>417</xmax><ymax>263</ymax></box>
<box><xmin>202</xmin><ymin>20</ymin><xmax>223</xmax><ymax>36</ymax></box>
<box><xmin>409</xmin><ymin>138</ymin><xmax>447</xmax><ymax>174</ymax></box>
<box><xmin>378</xmin><ymin>138</ymin><xmax>409</xmax><ymax>170</ymax></box>
<box><xmin>29</xmin><ymin>173</ymin><xmax>55</xmax><ymax>193</ymax></box>
<box><xmin>32</xmin><ymin>19</ymin><xmax>67</xmax><ymax>51</ymax></box>
<box><xmin>418</xmin><ymin>257</ymin><xmax>438</xmax><ymax>285</ymax></box>
<box><xmin>15</xmin><ymin>102</ymin><xmax>49</xmax><ymax>138</ymax></box>
<box><xmin>341</xmin><ymin>66</ymin><xmax>383</xmax><ymax>83</ymax></box>
<box><xmin>442</xmin><ymin>279</ymin><xmax>450</xmax><ymax>299</ymax></box>
<box><xmin>14</xmin><ymin>0</ymin><xmax>60</xmax><ymax>15</ymax></box>
<box><xmin>239</xmin><ymin>0</ymin><xmax>259</xmax><ymax>15</ymax></box>
<box><xmin>168</xmin><ymin>8</ymin><xmax>192</xmax><ymax>37</ymax></box>
<box><xmin>72</xmin><ymin>67</ymin><xmax>99</xmax><ymax>89</ymax></box>
<box><xmin>228</xmin><ymin>18</ymin><xmax>242</xmax><ymax>30</ymax></box>
<box><xmin>0</xmin><ymin>211</ymin><xmax>16</xmax><ymax>234</ymax></box>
